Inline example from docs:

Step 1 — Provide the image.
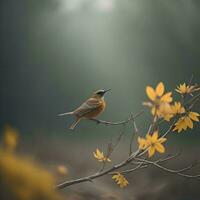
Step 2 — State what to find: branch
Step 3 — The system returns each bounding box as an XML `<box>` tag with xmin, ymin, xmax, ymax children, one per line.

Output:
<box><xmin>56</xmin><ymin>111</ymin><xmax>145</xmax><ymax>189</ymax></box>
<box><xmin>56</xmin><ymin>148</ymin><xmax>198</xmax><ymax>189</ymax></box>
<box><xmin>56</xmin><ymin>149</ymin><xmax>142</xmax><ymax>189</ymax></box>
<box><xmin>89</xmin><ymin>110</ymin><xmax>144</xmax><ymax>125</ymax></box>
<box><xmin>56</xmin><ymin>90</ymin><xmax>200</xmax><ymax>190</ymax></box>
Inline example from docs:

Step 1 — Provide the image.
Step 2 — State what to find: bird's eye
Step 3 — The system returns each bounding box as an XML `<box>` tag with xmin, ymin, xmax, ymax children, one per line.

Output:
<box><xmin>97</xmin><ymin>91</ymin><xmax>104</xmax><ymax>95</ymax></box>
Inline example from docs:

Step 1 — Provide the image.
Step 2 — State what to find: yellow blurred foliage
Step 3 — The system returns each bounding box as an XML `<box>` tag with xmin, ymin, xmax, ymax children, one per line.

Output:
<box><xmin>0</xmin><ymin>150</ymin><xmax>63</xmax><ymax>200</ymax></box>
<box><xmin>3</xmin><ymin>126</ymin><xmax>19</xmax><ymax>152</ymax></box>
<box><xmin>57</xmin><ymin>165</ymin><xmax>69</xmax><ymax>176</ymax></box>
<box><xmin>0</xmin><ymin>126</ymin><xmax>63</xmax><ymax>200</ymax></box>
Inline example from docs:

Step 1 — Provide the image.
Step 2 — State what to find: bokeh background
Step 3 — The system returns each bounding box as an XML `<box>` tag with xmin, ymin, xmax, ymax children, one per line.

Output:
<box><xmin>0</xmin><ymin>0</ymin><xmax>200</xmax><ymax>199</ymax></box>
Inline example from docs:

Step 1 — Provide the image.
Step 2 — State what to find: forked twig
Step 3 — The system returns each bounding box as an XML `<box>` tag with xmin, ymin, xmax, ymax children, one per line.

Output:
<box><xmin>136</xmin><ymin>158</ymin><xmax>200</xmax><ymax>179</ymax></box>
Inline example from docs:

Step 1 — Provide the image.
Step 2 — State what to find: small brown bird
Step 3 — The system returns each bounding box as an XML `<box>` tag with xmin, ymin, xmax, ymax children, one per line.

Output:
<box><xmin>58</xmin><ymin>89</ymin><xmax>110</xmax><ymax>129</ymax></box>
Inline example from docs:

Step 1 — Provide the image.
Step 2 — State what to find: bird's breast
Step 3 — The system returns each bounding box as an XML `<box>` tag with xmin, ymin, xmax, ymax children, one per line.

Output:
<box><xmin>84</xmin><ymin>99</ymin><xmax>106</xmax><ymax>119</ymax></box>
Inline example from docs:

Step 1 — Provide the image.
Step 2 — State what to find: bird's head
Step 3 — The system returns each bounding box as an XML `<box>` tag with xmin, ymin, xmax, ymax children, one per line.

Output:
<box><xmin>92</xmin><ymin>89</ymin><xmax>111</xmax><ymax>98</ymax></box>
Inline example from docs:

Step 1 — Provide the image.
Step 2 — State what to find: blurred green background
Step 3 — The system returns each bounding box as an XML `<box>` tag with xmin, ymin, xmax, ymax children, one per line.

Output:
<box><xmin>0</xmin><ymin>0</ymin><xmax>199</xmax><ymax>140</ymax></box>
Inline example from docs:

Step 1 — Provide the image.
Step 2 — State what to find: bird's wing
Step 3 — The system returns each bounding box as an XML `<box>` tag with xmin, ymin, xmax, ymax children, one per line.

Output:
<box><xmin>74</xmin><ymin>98</ymin><xmax>102</xmax><ymax>117</ymax></box>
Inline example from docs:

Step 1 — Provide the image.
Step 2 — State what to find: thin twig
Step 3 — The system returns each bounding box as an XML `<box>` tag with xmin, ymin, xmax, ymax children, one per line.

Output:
<box><xmin>99</xmin><ymin>124</ymin><xmax>127</xmax><ymax>172</ymax></box>
<box><xmin>154</xmin><ymin>152</ymin><xmax>181</xmax><ymax>163</ymax></box>
<box><xmin>136</xmin><ymin>158</ymin><xmax>200</xmax><ymax>179</ymax></box>
<box><xmin>184</xmin><ymin>92</ymin><xmax>200</xmax><ymax>107</ymax></box>
<box><xmin>129</xmin><ymin>120</ymin><xmax>139</xmax><ymax>155</ymax></box>
<box><xmin>121</xmin><ymin>153</ymin><xmax>181</xmax><ymax>174</ymax></box>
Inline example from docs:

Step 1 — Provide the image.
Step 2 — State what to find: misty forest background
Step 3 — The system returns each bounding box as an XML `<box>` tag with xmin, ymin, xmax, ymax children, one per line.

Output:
<box><xmin>0</xmin><ymin>0</ymin><xmax>200</xmax><ymax>199</ymax></box>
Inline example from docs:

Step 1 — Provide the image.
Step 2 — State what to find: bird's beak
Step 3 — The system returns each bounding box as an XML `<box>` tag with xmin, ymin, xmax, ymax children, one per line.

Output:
<box><xmin>104</xmin><ymin>89</ymin><xmax>111</xmax><ymax>94</ymax></box>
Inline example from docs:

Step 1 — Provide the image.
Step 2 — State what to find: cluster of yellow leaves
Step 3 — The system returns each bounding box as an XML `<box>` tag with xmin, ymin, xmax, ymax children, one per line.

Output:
<box><xmin>138</xmin><ymin>131</ymin><xmax>167</xmax><ymax>157</ymax></box>
<box><xmin>144</xmin><ymin>82</ymin><xmax>173</xmax><ymax>120</ymax></box>
<box><xmin>171</xmin><ymin>102</ymin><xmax>185</xmax><ymax>114</ymax></box>
<box><xmin>93</xmin><ymin>149</ymin><xmax>129</xmax><ymax>188</ymax></box>
<box><xmin>173</xmin><ymin>83</ymin><xmax>200</xmax><ymax>132</ymax></box>
<box><xmin>92</xmin><ymin>81</ymin><xmax>199</xmax><ymax>189</ymax></box>
<box><xmin>93</xmin><ymin>148</ymin><xmax>111</xmax><ymax>162</ymax></box>
<box><xmin>173</xmin><ymin>112</ymin><xmax>200</xmax><ymax>133</ymax></box>
<box><xmin>175</xmin><ymin>83</ymin><xmax>196</xmax><ymax>94</ymax></box>
<box><xmin>0</xmin><ymin>128</ymin><xmax>63</xmax><ymax>200</ymax></box>
<box><xmin>112</xmin><ymin>173</ymin><xmax>129</xmax><ymax>188</ymax></box>
<box><xmin>144</xmin><ymin>82</ymin><xmax>200</xmax><ymax>132</ymax></box>
<box><xmin>162</xmin><ymin>101</ymin><xmax>186</xmax><ymax>121</ymax></box>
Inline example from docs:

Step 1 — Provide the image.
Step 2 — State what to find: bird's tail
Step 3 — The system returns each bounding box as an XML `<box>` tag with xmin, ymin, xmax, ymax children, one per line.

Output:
<box><xmin>57</xmin><ymin>111</ymin><xmax>73</xmax><ymax>117</ymax></box>
<box><xmin>69</xmin><ymin>118</ymin><xmax>81</xmax><ymax>130</ymax></box>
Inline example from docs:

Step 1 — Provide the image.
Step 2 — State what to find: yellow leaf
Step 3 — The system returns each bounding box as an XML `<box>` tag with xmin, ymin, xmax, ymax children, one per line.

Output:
<box><xmin>138</xmin><ymin>137</ymin><xmax>148</xmax><ymax>150</ymax></box>
<box><xmin>173</xmin><ymin>116</ymin><xmax>192</xmax><ymax>133</ymax></box>
<box><xmin>93</xmin><ymin>148</ymin><xmax>111</xmax><ymax>162</ymax></box>
<box><xmin>160</xmin><ymin>92</ymin><xmax>172</xmax><ymax>103</ymax></box>
<box><xmin>171</xmin><ymin>102</ymin><xmax>185</xmax><ymax>114</ymax></box>
<box><xmin>141</xmin><ymin>131</ymin><xmax>167</xmax><ymax>157</ymax></box>
<box><xmin>112</xmin><ymin>173</ymin><xmax>129</xmax><ymax>188</ymax></box>
<box><xmin>156</xmin><ymin>82</ymin><xmax>165</xmax><ymax>96</ymax></box>
<box><xmin>158</xmin><ymin>137</ymin><xmax>167</xmax><ymax>143</ymax></box>
<box><xmin>146</xmin><ymin>86</ymin><xmax>156</xmax><ymax>101</ymax></box>
<box><xmin>155</xmin><ymin>143</ymin><xmax>165</xmax><ymax>153</ymax></box>
<box><xmin>152</xmin><ymin>131</ymin><xmax>158</xmax><ymax>143</ymax></box>
<box><xmin>189</xmin><ymin>112</ymin><xmax>199</xmax><ymax>122</ymax></box>
<box><xmin>148</xmin><ymin>146</ymin><xmax>155</xmax><ymax>157</ymax></box>
<box><xmin>185</xmin><ymin>117</ymin><xmax>193</xmax><ymax>129</ymax></box>
<box><xmin>175</xmin><ymin>83</ymin><xmax>196</xmax><ymax>94</ymax></box>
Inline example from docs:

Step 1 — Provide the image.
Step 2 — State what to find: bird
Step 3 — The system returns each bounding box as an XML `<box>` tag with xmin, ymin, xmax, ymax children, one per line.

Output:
<box><xmin>58</xmin><ymin>89</ymin><xmax>111</xmax><ymax>130</ymax></box>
